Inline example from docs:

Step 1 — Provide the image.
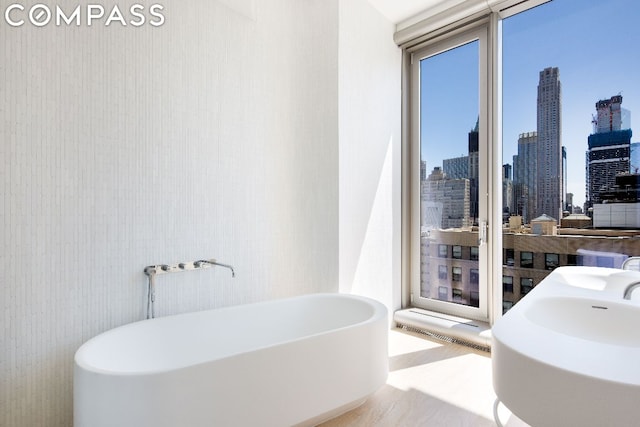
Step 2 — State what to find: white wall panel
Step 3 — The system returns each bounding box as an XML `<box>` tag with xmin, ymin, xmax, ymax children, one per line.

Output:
<box><xmin>338</xmin><ymin>0</ymin><xmax>402</xmax><ymax>317</ymax></box>
<box><xmin>0</xmin><ymin>1</ymin><xmax>339</xmax><ymax>425</ymax></box>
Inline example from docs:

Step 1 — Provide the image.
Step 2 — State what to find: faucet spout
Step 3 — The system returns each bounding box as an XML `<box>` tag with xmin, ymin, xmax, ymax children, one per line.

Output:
<box><xmin>623</xmin><ymin>281</ymin><xmax>640</xmax><ymax>300</ymax></box>
<box><xmin>196</xmin><ymin>259</ymin><xmax>235</xmax><ymax>278</ymax></box>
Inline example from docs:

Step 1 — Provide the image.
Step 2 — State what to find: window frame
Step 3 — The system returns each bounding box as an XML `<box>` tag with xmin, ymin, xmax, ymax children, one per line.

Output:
<box><xmin>544</xmin><ymin>253</ymin><xmax>559</xmax><ymax>270</ymax></box>
<box><xmin>407</xmin><ymin>21</ymin><xmax>496</xmax><ymax>323</ymax></box>
<box><xmin>452</xmin><ymin>245</ymin><xmax>463</xmax><ymax>259</ymax></box>
<box><xmin>505</xmin><ymin>248</ymin><xmax>514</xmax><ymax>266</ymax></box>
<box><xmin>520</xmin><ymin>251</ymin><xmax>534</xmax><ymax>268</ymax></box>
<box><xmin>438</xmin><ymin>264</ymin><xmax>448</xmax><ymax>280</ymax></box>
<box><xmin>470</xmin><ymin>246</ymin><xmax>479</xmax><ymax>261</ymax></box>
<box><xmin>402</xmin><ymin>1</ymin><xmax>551</xmax><ymax>326</ymax></box>
<box><xmin>438</xmin><ymin>244</ymin><xmax>448</xmax><ymax>257</ymax></box>
<box><xmin>452</xmin><ymin>266</ymin><xmax>463</xmax><ymax>282</ymax></box>
<box><xmin>520</xmin><ymin>277</ymin><xmax>534</xmax><ymax>295</ymax></box>
<box><xmin>502</xmin><ymin>275</ymin><xmax>514</xmax><ymax>293</ymax></box>
<box><xmin>470</xmin><ymin>268</ymin><xmax>479</xmax><ymax>285</ymax></box>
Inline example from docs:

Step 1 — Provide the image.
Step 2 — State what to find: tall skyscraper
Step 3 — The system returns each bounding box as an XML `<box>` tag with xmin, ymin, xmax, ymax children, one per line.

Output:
<box><xmin>566</xmin><ymin>192</ymin><xmax>574</xmax><ymax>213</ymax></box>
<box><xmin>536</xmin><ymin>67</ymin><xmax>562</xmax><ymax>221</ymax></box>
<box><xmin>562</xmin><ymin>146</ymin><xmax>567</xmax><ymax>213</ymax></box>
<box><xmin>442</xmin><ymin>120</ymin><xmax>479</xmax><ymax>224</ymax></box>
<box><xmin>503</xmin><ymin>164</ymin><xmax>512</xmax><ymax>180</ymax></box>
<box><xmin>586</xmin><ymin>95</ymin><xmax>632</xmax><ymax>206</ymax></box>
<box><xmin>503</xmin><ymin>164</ymin><xmax>513</xmax><ymax>219</ymax></box>
<box><xmin>513</xmin><ymin>131</ymin><xmax>537</xmax><ymax>223</ymax></box>
<box><xmin>468</xmin><ymin>119</ymin><xmax>479</xmax><ymax>224</ymax></box>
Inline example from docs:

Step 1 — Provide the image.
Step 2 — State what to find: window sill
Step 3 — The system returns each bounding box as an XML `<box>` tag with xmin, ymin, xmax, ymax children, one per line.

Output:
<box><xmin>394</xmin><ymin>308</ymin><xmax>492</xmax><ymax>350</ymax></box>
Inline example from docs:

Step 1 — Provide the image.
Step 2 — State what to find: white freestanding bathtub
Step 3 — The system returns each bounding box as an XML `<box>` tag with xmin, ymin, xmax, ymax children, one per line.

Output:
<box><xmin>74</xmin><ymin>293</ymin><xmax>388</xmax><ymax>427</ymax></box>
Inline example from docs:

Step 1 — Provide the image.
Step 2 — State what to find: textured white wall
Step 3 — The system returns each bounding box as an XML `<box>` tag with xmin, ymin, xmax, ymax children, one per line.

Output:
<box><xmin>0</xmin><ymin>1</ymin><xmax>338</xmax><ymax>425</ymax></box>
<box><xmin>338</xmin><ymin>0</ymin><xmax>402</xmax><ymax>317</ymax></box>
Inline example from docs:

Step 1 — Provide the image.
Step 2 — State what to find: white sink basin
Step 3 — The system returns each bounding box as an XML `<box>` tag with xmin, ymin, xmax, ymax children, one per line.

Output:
<box><xmin>492</xmin><ymin>266</ymin><xmax>640</xmax><ymax>427</ymax></box>
<box><xmin>543</xmin><ymin>265</ymin><xmax>640</xmax><ymax>293</ymax></box>
<box><xmin>524</xmin><ymin>296</ymin><xmax>640</xmax><ymax>347</ymax></box>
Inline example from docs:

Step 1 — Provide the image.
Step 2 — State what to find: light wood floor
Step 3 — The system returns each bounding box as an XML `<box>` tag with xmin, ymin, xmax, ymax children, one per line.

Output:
<box><xmin>320</xmin><ymin>328</ymin><xmax>529</xmax><ymax>427</ymax></box>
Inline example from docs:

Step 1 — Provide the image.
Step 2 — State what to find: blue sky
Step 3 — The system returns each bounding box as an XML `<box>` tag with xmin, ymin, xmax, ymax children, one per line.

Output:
<box><xmin>421</xmin><ymin>0</ymin><xmax>640</xmax><ymax>209</ymax></box>
<box><xmin>421</xmin><ymin>40</ymin><xmax>479</xmax><ymax>169</ymax></box>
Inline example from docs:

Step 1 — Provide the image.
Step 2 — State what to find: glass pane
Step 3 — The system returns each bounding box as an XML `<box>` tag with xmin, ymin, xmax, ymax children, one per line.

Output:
<box><xmin>502</xmin><ymin>0</ymin><xmax>640</xmax><ymax>311</ymax></box>
<box><xmin>420</xmin><ymin>40</ymin><xmax>480</xmax><ymax>307</ymax></box>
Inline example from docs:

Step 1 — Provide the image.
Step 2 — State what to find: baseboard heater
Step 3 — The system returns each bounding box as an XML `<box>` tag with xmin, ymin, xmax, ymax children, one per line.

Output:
<box><xmin>394</xmin><ymin>308</ymin><xmax>492</xmax><ymax>352</ymax></box>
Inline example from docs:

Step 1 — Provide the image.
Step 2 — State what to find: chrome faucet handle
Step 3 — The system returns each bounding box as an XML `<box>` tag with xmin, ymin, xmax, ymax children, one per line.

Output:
<box><xmin>621</xmin><ymin>257</ymin><xmax>640</xmax><ymax>271</ymax></box>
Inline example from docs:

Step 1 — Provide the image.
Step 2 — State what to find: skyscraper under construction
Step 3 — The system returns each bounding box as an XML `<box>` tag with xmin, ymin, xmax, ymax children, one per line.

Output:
<box><xmin>586</xmin><ymin>95</ymin><xmax>632</xmax><ymax>207</ymax></box>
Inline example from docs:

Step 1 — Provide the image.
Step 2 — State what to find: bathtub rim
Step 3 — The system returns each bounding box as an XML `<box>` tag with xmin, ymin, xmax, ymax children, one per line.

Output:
<box><xmin>74</xmin><ymin>292</ymin><xmax>388</xmax><ymax>376</ymax></box>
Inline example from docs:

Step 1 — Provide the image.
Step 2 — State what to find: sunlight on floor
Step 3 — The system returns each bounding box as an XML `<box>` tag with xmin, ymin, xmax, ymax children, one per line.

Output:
<box><xmin>321</xmin><ymin>328</ymin><xmax>529</xmax><ymax>427</ymax></box>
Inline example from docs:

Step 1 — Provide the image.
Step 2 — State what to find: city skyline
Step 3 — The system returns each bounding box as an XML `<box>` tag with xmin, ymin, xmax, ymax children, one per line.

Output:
<box><xmin>422</xmin><ymin>0</ymin><xmax>640</xmax><ymax>211</ymax></box>
<box><xmin>504</xmin><ymin>0</ymin><xmax>640</xmax><ymax>210</ymax></box>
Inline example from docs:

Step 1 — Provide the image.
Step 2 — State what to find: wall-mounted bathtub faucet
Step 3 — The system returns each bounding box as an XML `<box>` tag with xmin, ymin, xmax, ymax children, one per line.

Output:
<box><xmin>623</xmin><ymin>281</ymin><xmax>640</xmax><ymax>300</ymax></box>
<box><xmin>143</xmin><ymin>257</ymin><xmax>236</xmax><ymax>319</ymax></box>
<box><xmin>195</xmin><ymin>259</ymin><xmax>236</xmax><ymax>278</ymax></box>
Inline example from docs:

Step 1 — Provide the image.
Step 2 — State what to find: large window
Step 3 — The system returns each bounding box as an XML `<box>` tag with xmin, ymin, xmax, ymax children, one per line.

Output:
<box><xmin>501</xmin><ymin>0</ymin><xmax>640</xmax><ymax>311</ymax></box>
<box><xmin>407</xmin><ymin>0</ymin><xmax>640</xmax><ymax>323</ymax></box>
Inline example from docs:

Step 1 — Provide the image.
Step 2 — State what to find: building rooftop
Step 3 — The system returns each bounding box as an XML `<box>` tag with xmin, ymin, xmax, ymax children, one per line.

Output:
<box><xmin>531</xmin><ymin>214</ymin><xmax>557</xmax><ymax>222</ymax></box>
<box><xmin>562</xmin><ymin>213</ymin><xmax>591</xmax><ymax>220</ymax></box>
